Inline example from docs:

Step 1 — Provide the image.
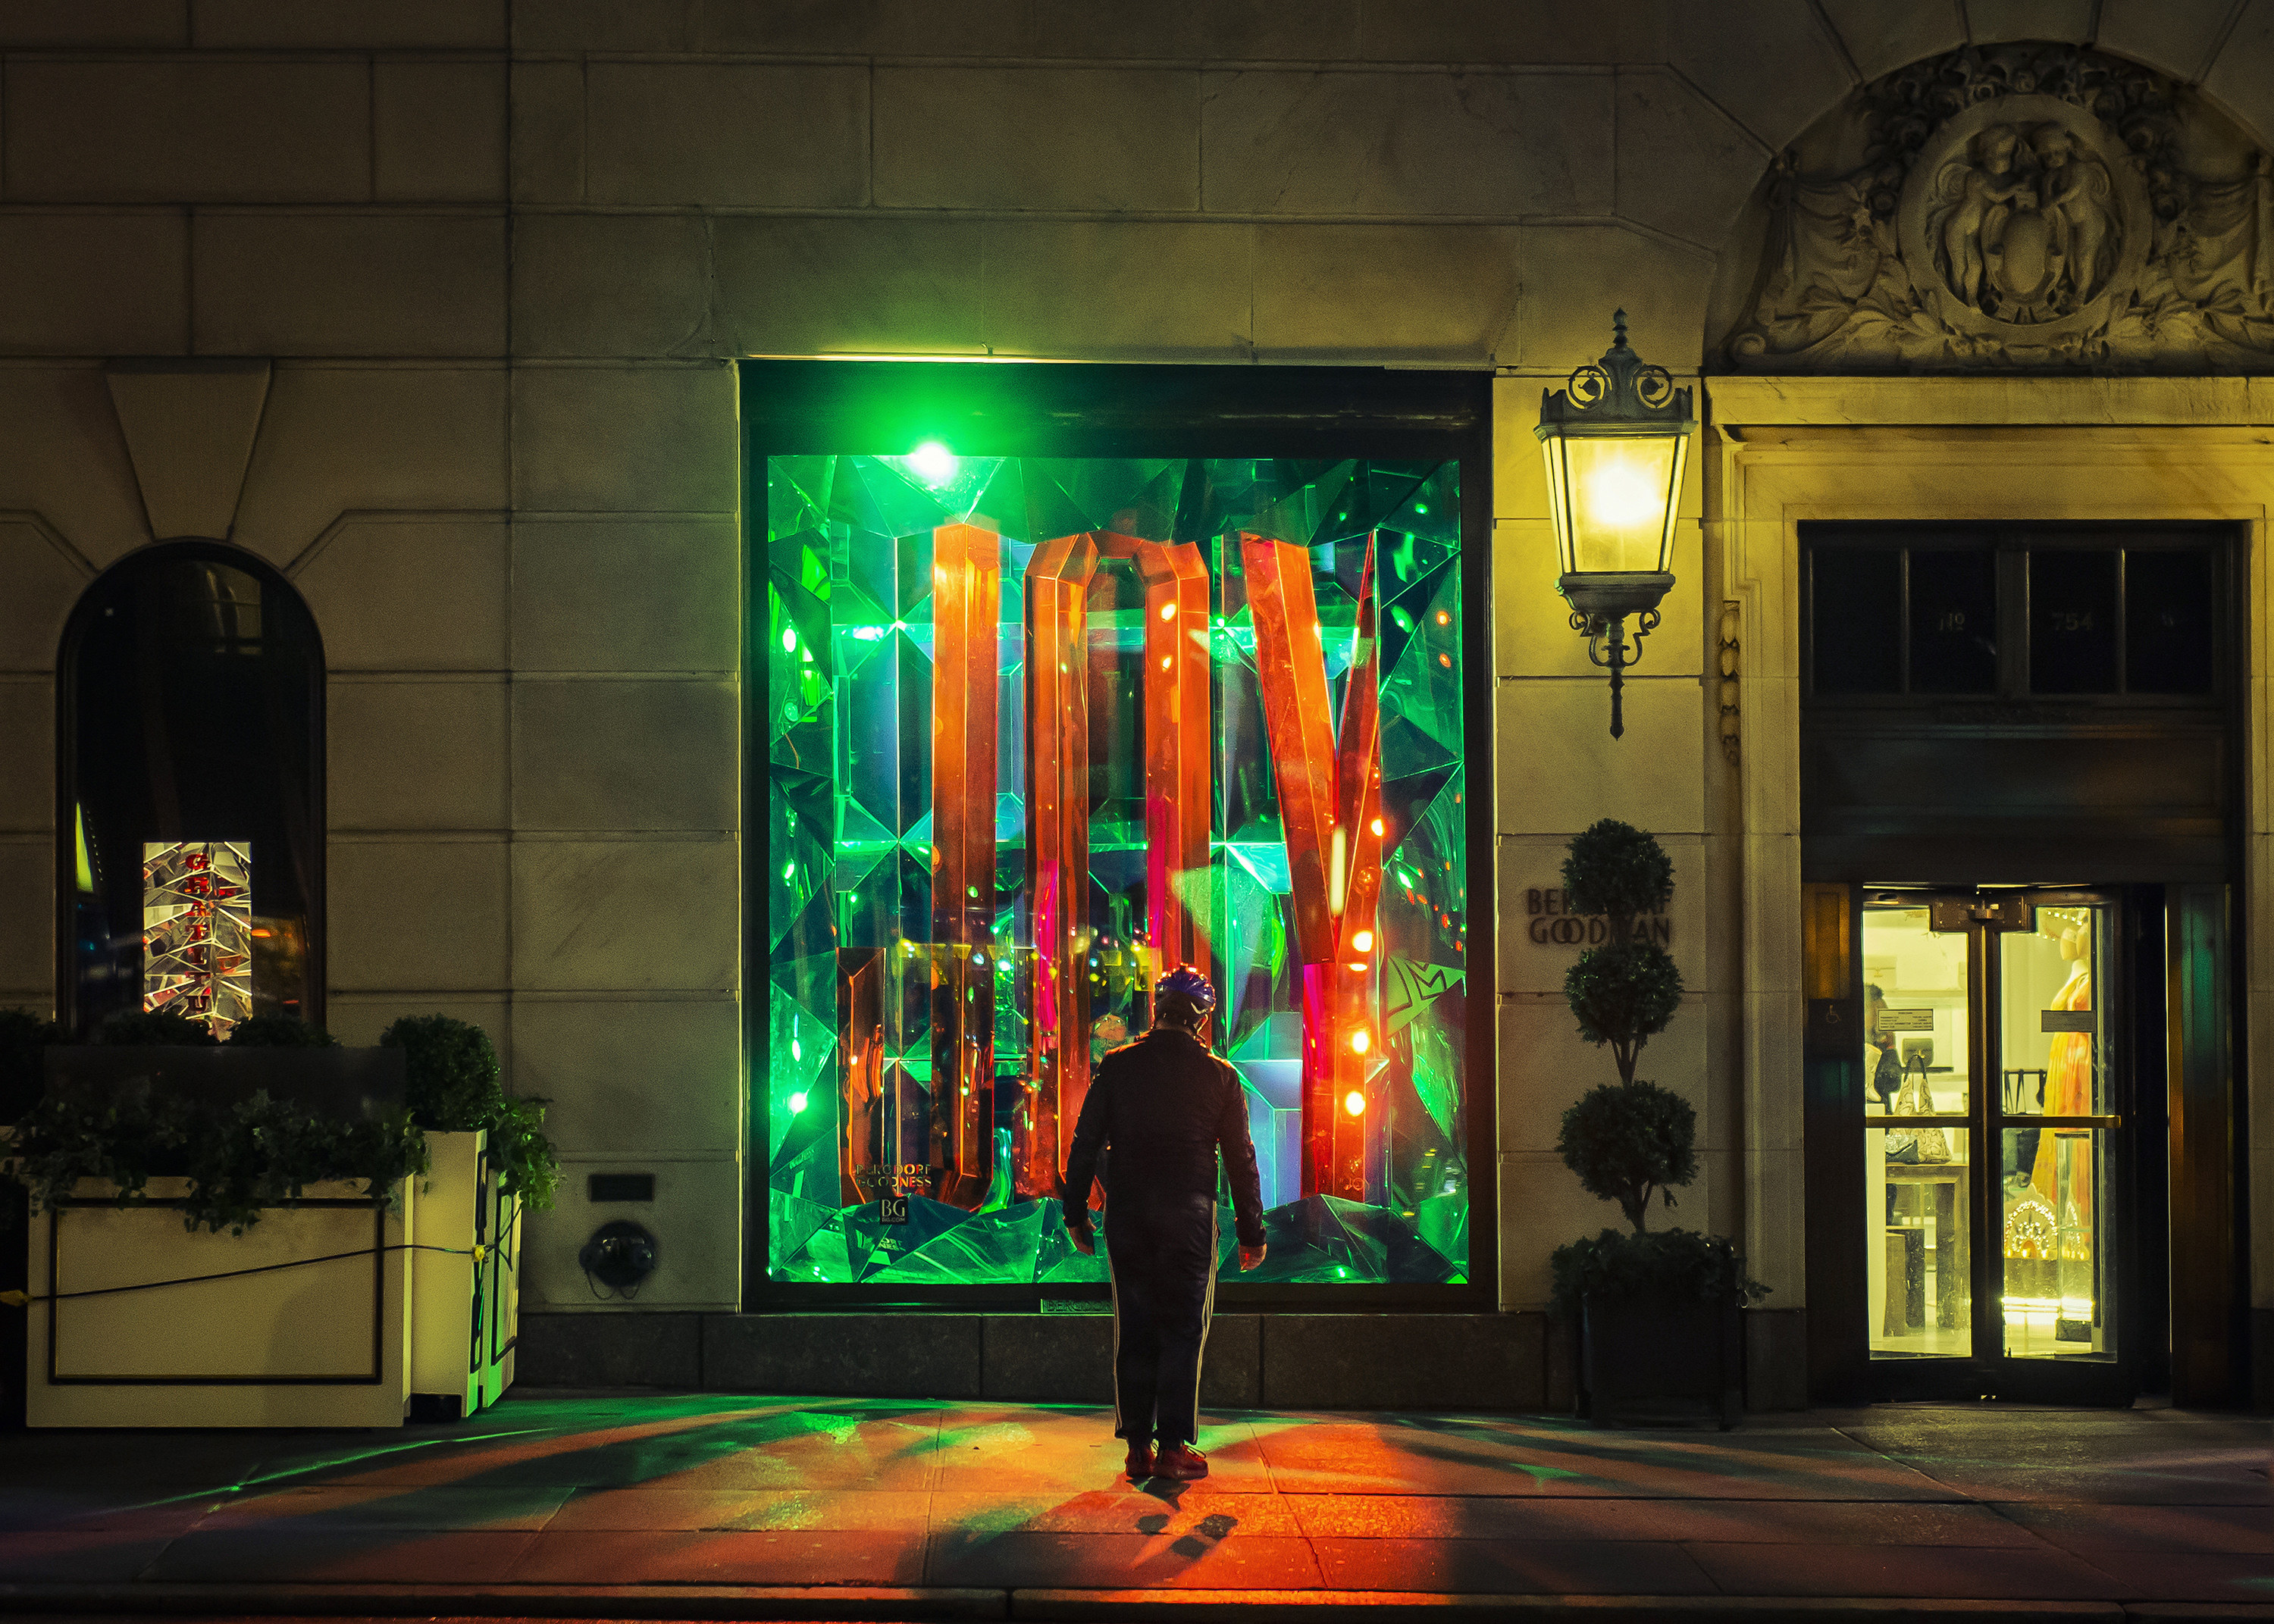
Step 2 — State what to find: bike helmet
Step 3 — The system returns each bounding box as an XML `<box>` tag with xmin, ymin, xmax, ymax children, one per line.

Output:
<box><xmin>1153</xmin><ymin>965</ymin><xmax>1218</xmax><ymax>1031</ymax></box>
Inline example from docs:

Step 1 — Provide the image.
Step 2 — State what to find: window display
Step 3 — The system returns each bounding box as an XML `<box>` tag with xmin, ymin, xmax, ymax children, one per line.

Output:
<box><xmin>765</xmin><ymin>454</ymin><xmax>1471</xmax><ymax>1287</ymax></box>
<box><xmin>62</xmin><ymin>546</ymin><xmax>323</xmax><ymax>1036</ymax></box>
<box><xmin>142</xmin><ymin>840</ymin><xmax>253</xmax><ymax>1034</ymax></box>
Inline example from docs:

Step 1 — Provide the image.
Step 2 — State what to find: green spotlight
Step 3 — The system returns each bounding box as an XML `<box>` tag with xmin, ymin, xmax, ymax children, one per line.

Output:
<box><xmin>788</xmin><ymin>1090</ymin><xmax>809</xmax><ymax>1114</ymax></box>
<box><xmin>909</xmin><ymin>440</ymin><xmax>959</xmax><ymax>487</ymax></box>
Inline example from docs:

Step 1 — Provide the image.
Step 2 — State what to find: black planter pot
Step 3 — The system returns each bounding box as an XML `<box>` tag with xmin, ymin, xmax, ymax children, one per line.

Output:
<box><xmin>1579</xmin><ymin>1288</ymin><xmax>1743</xmax><ymax>1428</ymax></box>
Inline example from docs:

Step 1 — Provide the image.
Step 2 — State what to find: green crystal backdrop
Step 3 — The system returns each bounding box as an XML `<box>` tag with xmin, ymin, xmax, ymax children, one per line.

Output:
<box><xmin>766</xmin><ymin>455</ymin><xmax>1470</xmax><ymax>1287</ymax></box>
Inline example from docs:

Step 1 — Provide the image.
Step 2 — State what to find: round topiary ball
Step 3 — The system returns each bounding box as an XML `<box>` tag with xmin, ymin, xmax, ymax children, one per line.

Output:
<box><xmin>1555</xmin><ymin>1077</ymin><xmax>1699</xmax><ymax>1233</ymax></box>
<box><xmin>1561</xmin><ymin>818</ymin><xmax>1674</xmax><ymax>922</ymax></box>
<box><xmin>381</xmin><ymin>1013</ymin><xmax>503</xmax><ymax>1132</ymax></box>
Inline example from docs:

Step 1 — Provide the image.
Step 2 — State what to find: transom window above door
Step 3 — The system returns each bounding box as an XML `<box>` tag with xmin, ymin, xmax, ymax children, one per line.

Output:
<box><xmin>1806</xmin><ymin>526</ymin><xmax>2229</xmax><ymax>702</ymax></box>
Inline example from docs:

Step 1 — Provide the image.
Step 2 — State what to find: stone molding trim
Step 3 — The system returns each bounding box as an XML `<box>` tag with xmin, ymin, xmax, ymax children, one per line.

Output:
<box><xmin>1724</xmin><ymin>44</ymin><xmax>2274</xmax><ymax>372</ymax></box>
<box><xmin>103</xmin><ymin>360</ymin><xmax>272</xmax><ymax>542</ymax></box>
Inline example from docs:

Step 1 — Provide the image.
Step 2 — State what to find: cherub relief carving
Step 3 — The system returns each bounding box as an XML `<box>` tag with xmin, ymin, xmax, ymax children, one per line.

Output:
<box><xmin>1724</xmin><ymin>44</ymin><xmax>2274</xmax><ymax>371</ymax></box>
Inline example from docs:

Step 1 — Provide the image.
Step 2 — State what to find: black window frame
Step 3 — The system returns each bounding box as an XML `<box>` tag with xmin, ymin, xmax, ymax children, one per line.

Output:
<box><xmin>741</xmin><ymin>358</ymin><xmax>1498</xmax><ymax>1313</ymax></box>
<box><xmin>1803</xmin><ymin>522</ymin><xmax>2235</xmax><ymax>709</ymax></box>
<box><xmin>54</xmin><ymin>538</ymin><xmax>329</xmax><ymax>1038</ymax></box>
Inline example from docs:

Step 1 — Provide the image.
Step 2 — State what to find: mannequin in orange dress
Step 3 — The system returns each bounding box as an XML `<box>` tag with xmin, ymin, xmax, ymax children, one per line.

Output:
<box><xmin>2029</xmin><ymin>917</ymin><xmax>2092</xmax><ymax>1225</ymax></box>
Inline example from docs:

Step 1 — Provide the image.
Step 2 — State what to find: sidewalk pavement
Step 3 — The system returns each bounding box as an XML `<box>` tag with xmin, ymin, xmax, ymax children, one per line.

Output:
<box><xmin>0</xmin><ymin>1391</ymin><xmax>2267</xmax><ymax>1622</ymax></box>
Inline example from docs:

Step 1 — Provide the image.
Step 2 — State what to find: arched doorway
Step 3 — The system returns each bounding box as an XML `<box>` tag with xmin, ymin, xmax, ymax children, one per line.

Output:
<box><xmin>57</xmin><ymin>540</ymin><xmax>326</xmax><ymax>1038</ymax></box>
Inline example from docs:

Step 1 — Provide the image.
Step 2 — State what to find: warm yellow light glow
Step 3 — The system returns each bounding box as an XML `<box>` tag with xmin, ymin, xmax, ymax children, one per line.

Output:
<box><xmin>1159</xmin><ymin>602</ymin><xmax>1176</xmax><ymax>620</ymax></box>
<box><xmin>1370</xmin><ymin>818</ymin><xmax>1384</xmax><ymax>836</ymax></box>
<box><xmin>1350</xmin><ymin>1029</ymin><xmax>1370</xmax><ymax>1053</ymax></box>
<box><xmin>1585</xmin><ymin>458</ymin><xmax>1661</xmax><ymax>530</ymax></box>
<box><xmin>1352</xmin><ymin>930</ymin><xmax>1373</xmax><ymax>952</ymax></box>
<box><xmin>1343</xmin><ymin>1090</ymin><xmax>1367</xmax><ymax>1116</ymax></box>
<box><xmin>1542</xmin><ymin>433</ymin><xmax>1686</xmax><ymax>577</ymax></box>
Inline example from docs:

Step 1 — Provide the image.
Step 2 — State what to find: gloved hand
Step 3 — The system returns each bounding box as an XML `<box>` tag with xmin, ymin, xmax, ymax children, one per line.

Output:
<box><xmin>1239</xmin><ymin>1243</ymin><xmax>1267</xmax><ymax>1272</ymax></box>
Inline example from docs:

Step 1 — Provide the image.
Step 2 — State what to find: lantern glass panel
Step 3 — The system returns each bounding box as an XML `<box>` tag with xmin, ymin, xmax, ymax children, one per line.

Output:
<box><xmin>1547</xmin><ymin>433</ymin><xmax>1683</xmax><ymax>579</ymax></box>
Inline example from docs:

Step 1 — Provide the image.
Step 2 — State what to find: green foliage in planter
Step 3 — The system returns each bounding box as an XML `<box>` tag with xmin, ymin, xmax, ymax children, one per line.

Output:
<box><xmin>380</xmin><ymin>1013</ymin><xmax>561</xmax><ymax>1211</ymax></box>
<box><xmin>97</xmin><ymin>1010</ymin><xmax>218</xmax><ymax>1047</ymax></box>
<box><xmin>12</xmin><ymin>1090</ymin><xmax>428</xmax><ymax>1236</ymax></box>
<box><xmin>490</xmin><ymin>1093</ymin><xmax>562</xmax><ymax>1208</ymax></box>
<box><xmin>383</xmin><ymin>1014</ymin><xmax>503</xmax><ymax>1131</ymax></box>
<box><xmin>1561</xmin><ymin>818</ymin><xmax>1674</xmax><ymax>923</ymax></box>
<box><xmin>224</xmin><ymin>1014</ymin><xmax>340</xmax><ymax>1048</ymax></box>
<box><xmin>1565</xmin><ymin>941</ymin><xmax>1684</xmax><ymax>1085</ymax></box>
<box><xmin>1550</xmin><ymin>1227</ymin><xmax>1771</xmax><ymax>1314</ymax></box>
<box><xmin>1557</xmin><ymin>1078</ymin><xmax>1698</xmax><ymax>1231</ymax></box>
<box><xmin>0</xmin><ymin>1006</ymin><xmax>58</xmax><ymax>1125</ymax></box>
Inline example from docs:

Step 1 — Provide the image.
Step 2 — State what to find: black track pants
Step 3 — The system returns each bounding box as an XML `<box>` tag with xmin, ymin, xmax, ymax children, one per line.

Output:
<box><xmin>1104</xmin><ymin>1189</ymin><xmax>1220</xmax><ymax>1449</ymax></box>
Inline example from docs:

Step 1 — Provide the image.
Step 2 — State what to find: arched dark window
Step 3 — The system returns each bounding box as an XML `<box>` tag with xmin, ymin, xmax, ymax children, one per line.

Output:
<box><xmin>58</xmin><ymin>541</ymin><xmax>324</xmax><ymax>1037</ymax></box>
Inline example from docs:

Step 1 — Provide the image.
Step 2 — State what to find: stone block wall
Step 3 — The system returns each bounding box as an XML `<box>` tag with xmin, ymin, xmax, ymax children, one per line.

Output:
<box><xmin>0</xmin><ymin>0</ymin><xmax>2257</xmax><ymax>1338</ymax></box>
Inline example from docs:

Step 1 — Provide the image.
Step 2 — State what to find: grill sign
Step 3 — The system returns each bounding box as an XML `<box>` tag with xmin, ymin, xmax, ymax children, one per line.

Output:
<box><xmin>1878</xmin><ymin>1009</ymin><xmax>1935</xmax><ymax>1031</ymax></box>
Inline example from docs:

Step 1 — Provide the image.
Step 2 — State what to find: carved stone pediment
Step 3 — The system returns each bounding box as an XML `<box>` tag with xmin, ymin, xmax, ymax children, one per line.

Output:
<box><xmin>1724</xmin><ymin>45</ymin><xmax>2274</xmax><ymax>371</ymax></box>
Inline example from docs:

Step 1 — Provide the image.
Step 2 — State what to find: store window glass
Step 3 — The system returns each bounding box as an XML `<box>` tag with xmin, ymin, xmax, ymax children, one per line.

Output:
<box><xmin>2029</xmin><ymin>551</ymin><xmax>2119</xmax><ymax>694</ymax></box>
<box><xmin>1810</xmin><ymin>548</ymin><xmax>1900</xmax><ymax>694</ymax></box>
<box><xmin>2124</xmin><ymin>549</ymin><xmax>2215</xmax><ymax>694</ymax></box>
<box><xmin>61</xmin><ymin>544</ymin><xmax>324</xmax><ymax>1037</ymax></box>
<box><xmin>765</xmin><ymin>455</ymin><xmax>1470</xmax><ymax>1287</ymax></box>
<box><xmin>1862</xmin><ymin>903</ymin><xmax>1972</xmax><ymax>1357</ymax></box>
<box><xmin>1907</xmin><ymin>548</ymin><xmax>1998</xmax><ymax>694</ymax></box>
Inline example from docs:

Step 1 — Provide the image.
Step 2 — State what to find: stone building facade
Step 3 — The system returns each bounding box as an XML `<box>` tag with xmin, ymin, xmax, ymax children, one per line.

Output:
<box><xmin>4</xmin><ymin>0</ymin><xmax>2269</xmax><ymax>1407</ymax></box>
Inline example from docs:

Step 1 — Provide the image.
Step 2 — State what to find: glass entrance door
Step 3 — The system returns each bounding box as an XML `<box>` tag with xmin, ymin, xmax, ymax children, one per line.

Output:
<box><xmin>1859</xmin><ymin>890</ymin><xmax>2127</xmax><ymax>1397</ymax></box>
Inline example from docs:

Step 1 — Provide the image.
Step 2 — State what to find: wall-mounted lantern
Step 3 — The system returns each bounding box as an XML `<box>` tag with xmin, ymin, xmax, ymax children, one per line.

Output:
<box><xmin>1534</xmin><ymin>311</ymin><xmax>1696</xmax><ymax>739</ymax></box>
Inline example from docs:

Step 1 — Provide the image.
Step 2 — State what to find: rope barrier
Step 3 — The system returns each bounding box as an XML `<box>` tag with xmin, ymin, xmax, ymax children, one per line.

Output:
<box><xmin>0</xmin><ymin>1240</ymin><xmax>490</xmax><ymax>1308</ymax></box>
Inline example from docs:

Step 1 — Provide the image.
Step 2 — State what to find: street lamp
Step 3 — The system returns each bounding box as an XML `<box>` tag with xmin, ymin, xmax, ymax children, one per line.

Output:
<box><xmin>1534</xmin><ymin>311</ymin><xmax>1696</xmax><ymax>740</ymax></box>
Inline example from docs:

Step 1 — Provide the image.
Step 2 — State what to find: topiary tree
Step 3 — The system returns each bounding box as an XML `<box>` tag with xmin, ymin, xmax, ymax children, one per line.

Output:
<box><xmin>378</xmin><ymin>1013</ymin><xmax>560</xmax><ymax>1209</ymax></box>
<box><xmin>1561</xmin><ymin>819</ymin><xmax>1682</xmax><ymax>1084</ymax></box>
<box><xmin>1556</xmin><ymin>1078</ymin><xmax>1697</xmax><ymax>1232</ymax></box>
<box><xmin>1558</xmin><ymin>818</ymin><xmax>1694</xmax><ymax>1230</ymax></box>
<box><xmin>381</xmin><ymin>1013</ymin><xmax>503</xmax><ymax>1132</ymax></box>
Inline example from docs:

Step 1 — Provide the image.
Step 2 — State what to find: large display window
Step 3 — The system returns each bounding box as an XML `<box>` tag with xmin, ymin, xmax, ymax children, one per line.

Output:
<box><xmin>753</xmin><ymin>363</ymin><xmax>1490</xmax><ymax>1299</ymax></box>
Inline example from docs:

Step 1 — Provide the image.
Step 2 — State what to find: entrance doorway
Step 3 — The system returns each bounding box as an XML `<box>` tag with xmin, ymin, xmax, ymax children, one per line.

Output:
<box><xmin>1856</xmin><ymin>888</ymin><xmax>2128</xmax><ymax>1400</ymax></box>
<box><xmin>1794</xmin><ymin>519</ymin><xmax>2245</xmax><ymax>1406</ymax></box>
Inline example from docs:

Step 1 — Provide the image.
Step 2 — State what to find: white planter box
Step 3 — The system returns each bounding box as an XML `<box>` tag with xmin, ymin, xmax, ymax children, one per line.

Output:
<box><xmin>410</xmin><ymin>1131</ymin><xmax>519</xmax><ymax>1418</ymax></box>
<box><xmin>25</xmin><ymin>1175</ymin><xmax>414</xmax><ymax>1428</ymax></box>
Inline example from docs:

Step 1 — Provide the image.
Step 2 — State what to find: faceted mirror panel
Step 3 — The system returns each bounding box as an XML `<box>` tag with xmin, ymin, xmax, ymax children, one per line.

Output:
<box><xmin>766</xmin><ymin>455</ymin><xmax>1470</xmax><ymax>1287</ymax></box>
<box><xmin>142</xmin><ymin>840</ymin><xmax>253</xmax><ymax>1034</ymax></box>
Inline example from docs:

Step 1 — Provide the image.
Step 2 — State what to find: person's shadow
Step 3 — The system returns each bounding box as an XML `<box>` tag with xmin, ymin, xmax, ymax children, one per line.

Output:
<box><xmin>1133</xmin><ymin>1478</ymin><xmax>1239</xmax><ymax>1559</ymax></box>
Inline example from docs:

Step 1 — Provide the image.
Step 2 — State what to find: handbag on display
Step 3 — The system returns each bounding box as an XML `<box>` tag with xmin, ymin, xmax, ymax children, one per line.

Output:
<box><xmin>1890</xmin><ymin>1054</ymin><xmax>1951</xmax><ymax>1164</ymax></box>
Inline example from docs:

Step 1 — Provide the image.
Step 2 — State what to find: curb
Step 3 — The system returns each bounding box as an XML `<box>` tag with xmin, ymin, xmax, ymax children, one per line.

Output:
<box><xmin>1</xmin><ymin>1586</ymin><xmax>2268</xmax><ymax>1622</ymax></box>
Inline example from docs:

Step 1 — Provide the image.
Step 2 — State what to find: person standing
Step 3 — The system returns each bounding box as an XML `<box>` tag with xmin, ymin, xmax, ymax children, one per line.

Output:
<box><xmin>1063</xmin><ymin>965</ymin><xmax>1267</xmax><ymax>1482</ymax></box>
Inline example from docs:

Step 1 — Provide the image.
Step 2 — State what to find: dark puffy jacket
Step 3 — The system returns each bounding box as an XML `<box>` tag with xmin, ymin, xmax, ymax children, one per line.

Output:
<box><xmin>1061</xmin><ymin>1025</ymin><xmax>1267</xmax><ymax>1248</ymax></box>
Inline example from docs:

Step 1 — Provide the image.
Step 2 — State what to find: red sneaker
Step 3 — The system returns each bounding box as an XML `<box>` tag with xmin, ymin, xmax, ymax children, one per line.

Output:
<box><xmin>1124</xmin><ymin>1443</ymin><xmax>1154</xmax><ymax>1479</ymax></box>
<box><xmin>1154</xmin><ymin>1442</ymin><xmax>1208</xmax><ymax>1480</ymax></box>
